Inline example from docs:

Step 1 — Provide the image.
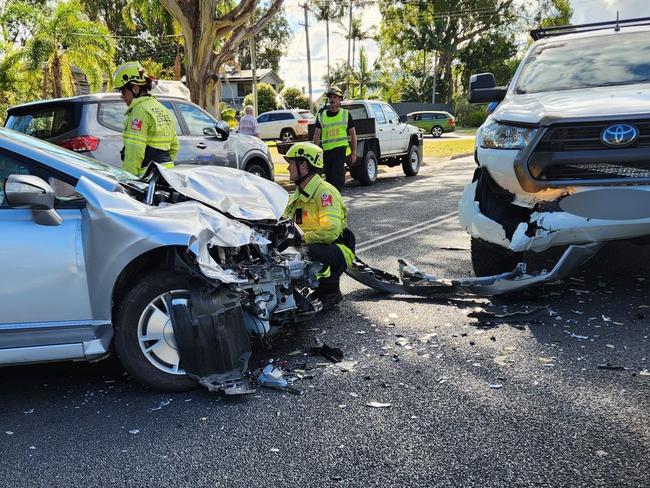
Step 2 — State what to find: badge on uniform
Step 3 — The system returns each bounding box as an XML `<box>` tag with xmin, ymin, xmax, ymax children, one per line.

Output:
<box><xmin>131</xmin><ymin>118</ymin><xmax>142</xmax><ymax>131</ymax></box>
<box><xmin>321</xmin><ymin>193</ymin><xmax>333</xmax><ymax>207</ymax></box>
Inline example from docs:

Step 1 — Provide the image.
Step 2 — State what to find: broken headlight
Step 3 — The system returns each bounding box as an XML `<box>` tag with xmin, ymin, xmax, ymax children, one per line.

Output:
<box><xmin>480</xmin><ymin>120</ymin><xmax>538</xmax><ymax>150</ymax></box>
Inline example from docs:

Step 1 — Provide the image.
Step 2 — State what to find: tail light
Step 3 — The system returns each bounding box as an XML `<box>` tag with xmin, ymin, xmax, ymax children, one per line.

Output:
<box><xmin>59</xmin><ymin>136</ymin><xmax>100</xmax><ymax>152</ymax></box>
<box><xmin>297</xmin><ymin>119</ymin><xmax>310</xmax><ymax>124</ymax></box>
<box><xmin>450</xmin><ymin>117</ymin><xmax>456</xmax><ymax>126</ymax></box>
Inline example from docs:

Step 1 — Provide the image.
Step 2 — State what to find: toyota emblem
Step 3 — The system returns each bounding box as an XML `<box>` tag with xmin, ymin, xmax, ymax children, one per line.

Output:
<box><xmin>601</xmin><ymin>123</ymin><xmax>639</xmax><ymax>147</ymax></box>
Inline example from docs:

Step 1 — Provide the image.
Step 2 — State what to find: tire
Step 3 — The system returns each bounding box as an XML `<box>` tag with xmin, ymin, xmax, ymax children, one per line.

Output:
<box><xmin>431</xmin><ymin>126</ymin><xmax>444</xmax><ymax>138</ymax></box>
<box><xmin>352</xmin><ymin>150</ymin><xmax>378</xmax><ymax>186</ymax></box>
<box><xmin>245</xmin><ymin>161</ymin><xmax>271</xmax><ymax>179</ymax></box>
<box><xmin>280</xmin><ymin>129</ymin><xmax>295</xmax><ymax>142</ymax></box>
<box><xmin>114</xmin><ymin>270</ymin><xmax>198</xmax><ymax>392</ymax></box>
<box><xmin>402</xmin><ymin>144</ymin><xmax>420</xmax><ymax>176</ymax></box>
<box><xmin>471</xmin><ymin>237</ymin><xmax>522</xmax><ymax>277</ymax></box>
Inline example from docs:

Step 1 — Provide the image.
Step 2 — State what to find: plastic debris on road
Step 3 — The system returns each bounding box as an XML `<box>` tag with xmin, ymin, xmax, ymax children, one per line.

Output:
<box><xmin>257</xmin><ymin>364</ymin><xmax>289</xmax><ymax>388</ymax></box>
<box><xmin>366</xmin><ymin>402</ymin><xmax>391</xmax><ymax>408</ymax></box>
<box><xmin>310</xmin><ymin>340</ymin><xmax>344</xmax><ymax>363</ymax></box>
<box><xmin>128</xmin><ymin>429</ymin><xmax>140</xmax><ymax>435</ymax></box>
<box><xmin>489</xmin><ymin>383</ymin><xmax>503</xmax><ymax>389</ymax></box>
<box><xmin>468</xmin><ymin>305</ymin><xmax>550</xmax><ymax>325</ymax></box>
<box><xmin>336</xmin><ymin>360</ymin><xmax>358</xmax><ymax>372</ymax></box>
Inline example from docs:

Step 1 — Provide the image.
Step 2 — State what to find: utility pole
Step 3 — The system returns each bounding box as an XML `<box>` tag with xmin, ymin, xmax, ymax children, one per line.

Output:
<box><xmin>431</xmin><ymin>52</ymin><xmax>437</xmax><ymax>104</ymax></box>
<box><xmin>302</xmin><ymin>3</ymin><xmax>313</xmax><ymax>108</ymax></box>
<box><xmin>249</xmin><ymin>31</ymin><xmax>258</xmax><ymax>115</ymax></box>
<box><xmin>346</xmin><ymin>2</ymin><xmax>353</xmax><ymax>96</ymax></box>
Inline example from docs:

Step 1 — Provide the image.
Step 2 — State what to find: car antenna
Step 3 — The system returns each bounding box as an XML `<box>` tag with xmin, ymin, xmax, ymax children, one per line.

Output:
<box><xmin>615</xmin><ymin>11</ymin><xmax>620</xmax><ymax>31</ymax></box>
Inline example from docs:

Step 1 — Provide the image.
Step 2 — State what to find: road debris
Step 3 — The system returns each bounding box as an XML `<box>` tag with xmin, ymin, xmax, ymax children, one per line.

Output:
<box><xmin>336</xmin><ymin>361</ymin><xmax>358</xmax><ymax>373</ymax></box>
<box><xmin>395</xmin><ymin>337</ymin><xmax>410</xmax><ymax>347</ymax></box>
<box><xmin>269</xmin><ymin>447</ymin><xmax>280</xmax><ymax>453</ymax></box>
<box><xmin>23</xmin><ymin>409</ymin><xmax>34</xmax><ymax>415</ymax></box>
<box><xmin>468</xmin><ymin>305</ymin><xmax>550</xmax><ymax>325</ymax></box>
<box><xmin>489</xmin><ymin>383</ymin><xmax>503</xmax><ymax>389</ymax></box>
<box><xmin>128</xmin><ymin>429</ymin><xmax>140</xmax><ymax>435</ymax></box>
<box><xmin>366</xmin><ymin>402</ymin><xmax>391</xmax><ymax>408</ymax></box>
<box><xmin>595</xmin><ymin>450</ymin><xmax>608</xmax><ymax>457</ymax></box>
<box><xmin>310</xmin><ymin>340</ymin><xmax>344</xmax><ymax>363</ymax></box>
<box><xmin>257</xmin><ymin>364</ymin><xmax>289</xmax><ymax>388</ymax></box>
<box><xmin>418</xmin><ymin>333</ymin><xmax>437</xmax><ymax>343</ymax></box>
<box><xmin>597</xmin><ymin>364</ymin><xmax>626</xmax><ymax>371</ymax></box>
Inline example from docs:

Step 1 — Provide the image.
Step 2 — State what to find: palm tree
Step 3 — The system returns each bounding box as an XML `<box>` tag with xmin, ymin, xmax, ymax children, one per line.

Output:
<box><xmin>310</xmin><ymin>1</ymin><xmax>345</xmax><ymax>88</ymax></box>
<box><xmin>350</xmin><ymin>47</ymin><xmax>379</xmax><ymax>99</ymax></box>
<box><xmin>5</xmin><ymin>1</ymin><xmax>116</xmax><ymax>98</ymax></box>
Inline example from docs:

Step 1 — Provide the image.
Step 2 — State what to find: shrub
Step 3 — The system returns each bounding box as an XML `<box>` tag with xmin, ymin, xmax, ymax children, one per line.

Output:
<box><xmin>243</xmin><ymin>82</ymin><xmax>278</xmax><ymax>115</ymax></box>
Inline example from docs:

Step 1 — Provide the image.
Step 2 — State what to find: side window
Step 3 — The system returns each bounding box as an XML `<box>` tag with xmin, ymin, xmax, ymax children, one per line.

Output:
<box><xmin>370</xmin><ymin>103</ymin><xmax>386</xmax><ymax>124</ymax></box>
<box><xmin>0</xmin><ymin>153</ymin><xmax>80</xmax><ymax>208</ymax></box>
<box><xmin>280</xmin><ymin>113</ymin><xmax>294</xmax><ymax>121</ymax></box>
<box><xmin>178</xmin><ymin>103</ymin><xmax>217</xmax><ymax>136</ymax></box>
<box><xmin>383</xmin><ymin>104</ymin><xmax>399</xmax><ymax>123</ymax></box>
<box><xmin>159</xmin><ymin>102</ymin><xmax>182</xmax><ymax>135</ymax></box>
<box><xmin>257</xmin><ymin>114</ymin><xmax>269</xmax><ymax>123</ymax></box>
<box><xmin>98</xmin><ymin>102</ymin><xmax>127</xmax><ymax>131</ymax></box>
<box><xmin>421</xmin><ymin>113</ymin><xmax>434</xmax><ymax>120</ymax></box>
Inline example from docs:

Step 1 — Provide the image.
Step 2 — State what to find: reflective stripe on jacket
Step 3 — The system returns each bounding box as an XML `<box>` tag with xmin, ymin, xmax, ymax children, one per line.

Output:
<box><xmin>284</xmin><ymin>174</ymin><xmax>353</xmax><ymax>266</ymax></box>
<box><xmin>318</xmin><ymin>108</ymin><xmax>350</xmax><ymax>152</ymax></box>
<box><xmin>122</xmin><ymin>96</ymin><xmax>179</xmax><ymax>176</ymax></box>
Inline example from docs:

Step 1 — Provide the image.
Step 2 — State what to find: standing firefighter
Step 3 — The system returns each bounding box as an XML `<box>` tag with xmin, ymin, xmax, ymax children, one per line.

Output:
<box><xmin>284</xmin><ymin>142</ymin><xmax>356</xmax><ymax>309</ymax></box>
<box><xmin>112</xmin><ymin>61</ymin><xmax>179</xmax><ymax>176</ymax></box>
<box><xmin>313</xmin><ymin>86</ymin><xmax>357</xmax><ymax>192</ymax></box>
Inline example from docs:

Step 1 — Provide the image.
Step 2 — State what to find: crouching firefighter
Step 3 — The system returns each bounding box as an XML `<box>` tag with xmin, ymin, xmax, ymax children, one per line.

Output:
<box><xmin>284</xmin><ymin>142</ymin><xmax>356</xmax><ymax>310</ymax></box>
<box><xmin>112</xmin><ymin>61</ymin><xmax>179</xmax><ymax>176</ymax></box>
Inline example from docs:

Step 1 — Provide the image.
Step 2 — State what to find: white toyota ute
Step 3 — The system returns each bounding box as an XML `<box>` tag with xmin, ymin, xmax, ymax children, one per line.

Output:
<box><xmin>461</xmin><ymin>19</ymin><xmax>650</xmax><ymax>277</ymax></box>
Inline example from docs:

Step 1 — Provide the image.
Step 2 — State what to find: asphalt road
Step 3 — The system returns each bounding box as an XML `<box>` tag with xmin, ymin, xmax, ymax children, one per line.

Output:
<box><xmin>1</xmin><ymin>157</ymin><xmax>649</xmax><ymax>488</ymax></box>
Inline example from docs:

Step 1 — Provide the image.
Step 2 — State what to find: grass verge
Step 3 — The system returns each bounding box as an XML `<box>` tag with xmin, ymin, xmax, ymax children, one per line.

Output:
<box><xmin>423</xmin><ymin>138</ymin><xmax>475</xmax><ymax>159</ymax></box>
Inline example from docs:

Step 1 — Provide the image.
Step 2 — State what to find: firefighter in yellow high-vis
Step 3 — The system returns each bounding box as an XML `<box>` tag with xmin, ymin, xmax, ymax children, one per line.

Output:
<box><xmin>284</xmin><ymin>142</ymin><xmax>356</xmax><ymax>309</ymax></box>
<box><xmin>112</xmin><ymin>62</ymin><xmax>178</xmax><ymax>176</ymax></box>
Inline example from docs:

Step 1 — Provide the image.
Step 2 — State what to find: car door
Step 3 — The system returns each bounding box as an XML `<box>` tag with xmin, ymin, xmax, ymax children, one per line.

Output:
<box><xmin>95</xmin><ymin>100</ymin><xmax>193</xmax><ymax>165</ymax></box>
<box><xmin>176</xmin><ymin>102</ymin><xmax>237</xmax><ymax>168</ymax></box>
<box><xmin>369</xmin><ymin>102</ymin><xmax>392</xmax><ymax>152</ymax></box>
<box><xmin>382</xmin><ymin>103</ymin><xmax>408</xmax><ymax>153</ymax></box>
<box><xmin>0</xmin><ymin>151</ymin><xmax>92</xmax><ymax>326</ymax></box>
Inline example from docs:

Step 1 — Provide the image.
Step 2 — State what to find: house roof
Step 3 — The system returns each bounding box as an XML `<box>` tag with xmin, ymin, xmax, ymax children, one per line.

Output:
<box><xmin>220</xmin><ymin>69</ymin><xmax>282</xmax><ymax>83</ymax></box>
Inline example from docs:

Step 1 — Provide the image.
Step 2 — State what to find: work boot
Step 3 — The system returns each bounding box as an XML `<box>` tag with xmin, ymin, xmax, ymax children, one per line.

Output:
<box><xmin>319</xmin><ymin>291</ymin><xmax>343</xmax><ymax>310</ymax></box>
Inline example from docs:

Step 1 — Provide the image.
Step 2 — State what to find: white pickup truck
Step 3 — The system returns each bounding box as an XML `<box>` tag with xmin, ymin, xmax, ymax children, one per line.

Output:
<box><xmin>462</xmin><ymin>19</ymin><xmax>650</xmax><ymax>277</ymax></box>
<box><xmin>342</xmin><ymin>100</ymin><xmax>423</xmax><ymax>185</ymax></box>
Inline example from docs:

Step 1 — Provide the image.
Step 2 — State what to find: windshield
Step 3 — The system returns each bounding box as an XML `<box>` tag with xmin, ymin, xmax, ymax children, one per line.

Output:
<box><xmin>516</xmin><ymin>31</ymin><xmax>650</xmax><ymax>94</ymax></box>
<box><xmin>3</xmin><ymin>128</ymin><xmax>139</xmax><ymax>184</ymax></box>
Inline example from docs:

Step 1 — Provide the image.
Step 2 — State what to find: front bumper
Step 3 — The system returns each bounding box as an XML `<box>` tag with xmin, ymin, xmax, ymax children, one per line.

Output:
<box><xmin>459</xmin><ymin>179</ymin><xmax>650</xmax><ymax>253</ymax></box>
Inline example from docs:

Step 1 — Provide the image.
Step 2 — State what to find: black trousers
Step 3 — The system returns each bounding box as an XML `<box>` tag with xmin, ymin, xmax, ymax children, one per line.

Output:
<box><xmin>307</xmin><ymin>243</ymin><xmax>347</xmax><ymax>294</ymax></box>
<box><xmin>323</xmin><ymin>146</ymin><xmax>347</xmax><ymax>192</ymax></box>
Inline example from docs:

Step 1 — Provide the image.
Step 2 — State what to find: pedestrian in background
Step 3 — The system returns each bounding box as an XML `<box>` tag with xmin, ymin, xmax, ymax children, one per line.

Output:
<box><xmin>238</xmin><ymin>105</ymin><xmax>260</xmax><ymax>138</ymax></box>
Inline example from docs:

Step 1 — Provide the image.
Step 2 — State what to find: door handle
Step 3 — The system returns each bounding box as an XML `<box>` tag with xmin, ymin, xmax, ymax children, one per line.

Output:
<box><xmin>196</xmin><ymin>142</ymin><xmax>207</xmax><ymax>149</ymax></box>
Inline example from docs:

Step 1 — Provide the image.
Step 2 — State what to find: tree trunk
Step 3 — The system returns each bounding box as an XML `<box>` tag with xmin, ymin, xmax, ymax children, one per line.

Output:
<box><xmin>326</xmin><ymin>19</ymin><xmax>330</xmax><ymax>87</ymax></box>
<box><xmin>51</xmin><ymin>56</ymin><xmax>62</xmax><ymax>99</ymax></box>
<box><xmin>159</xmin><ymin>0</ymin><xmax>284</xmax><ymax>117</ymax></box>
<box><xmin>43</xmin><ymin>66</ymin><xmax>49</xmax><ymax>99</ymax></box>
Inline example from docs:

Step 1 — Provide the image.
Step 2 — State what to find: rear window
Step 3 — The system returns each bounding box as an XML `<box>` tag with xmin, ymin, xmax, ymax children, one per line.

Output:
<box><xmin>5</xmin><ymin>104</ymin><xmax>78</xmax><ymax>139</ymax></box>
<box><xmin>343</xmin><ymin>104</ymin><xmax>369</xmax><ymax>119</ymax></box>
<box><xmin>298</xmin><ymin>111</ymin><xmax>313</xmax><ymax>119</ymax></box>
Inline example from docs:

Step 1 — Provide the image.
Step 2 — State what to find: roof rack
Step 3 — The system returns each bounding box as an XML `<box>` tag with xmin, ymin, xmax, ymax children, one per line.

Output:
<box><xmin>530</xmin><ymin>15</ymin><xmax>650</xmax><ymax>40</ymax></box>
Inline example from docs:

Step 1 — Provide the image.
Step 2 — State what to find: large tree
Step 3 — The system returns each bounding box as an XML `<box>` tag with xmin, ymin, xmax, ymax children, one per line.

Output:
<box><xmin>236</xmin><ymin>5</ymin><xmax>291</xmax><ymax>73</ymax></box>
<box><xmin>159</xmin><ymin>0</ymin><xmax>283</xmax><ymax>116</ymax></box>
<box><xmin>379</xmin><ymin>0</ymin><xmax>516</xmax><ymax>103</ymax></box>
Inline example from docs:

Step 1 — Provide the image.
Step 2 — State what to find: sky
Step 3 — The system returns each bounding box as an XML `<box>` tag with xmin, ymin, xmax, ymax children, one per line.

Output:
<box><xmin>276</xmin><ymin>0</ymin><xmax>650</xmax><ymax>99</ymax></box>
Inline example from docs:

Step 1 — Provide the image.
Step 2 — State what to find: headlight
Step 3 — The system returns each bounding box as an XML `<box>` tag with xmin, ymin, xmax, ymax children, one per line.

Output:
<box><xmin>480</xmin><ymin>120</ymin><xmax>538</xmax><ymax>149</ymax></box>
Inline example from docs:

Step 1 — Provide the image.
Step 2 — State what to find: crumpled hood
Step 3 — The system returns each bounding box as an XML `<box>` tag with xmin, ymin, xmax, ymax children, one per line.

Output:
<box><xmin>157</xmin><ymin>164</ymin><xmax>288</xmax><ymax>221</ymax></box>
<box><xmin>496</xmin><ymin>83</ymin><xmax>650</xmax><ymax>125</ymax></box>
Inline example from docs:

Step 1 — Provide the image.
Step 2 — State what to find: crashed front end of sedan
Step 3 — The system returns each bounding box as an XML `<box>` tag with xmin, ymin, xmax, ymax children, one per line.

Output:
<box><xmin>78</xmin><ymin>163</ymin><xmax>321</xmax><ymax>394</ymax></box>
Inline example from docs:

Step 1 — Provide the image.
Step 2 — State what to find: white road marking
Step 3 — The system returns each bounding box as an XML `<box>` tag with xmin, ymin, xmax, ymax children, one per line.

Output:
<box><xmin>356</xmin><ymin>212</ymin><xmax>459</xmax><ymax>252</ymax></box>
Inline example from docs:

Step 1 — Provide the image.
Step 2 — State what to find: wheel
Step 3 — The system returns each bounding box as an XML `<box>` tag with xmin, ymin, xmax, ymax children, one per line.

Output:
<box><xmin>402</xmin><ymin>144</ymin><xmax>420</xmax><ymax>176</ymax></box>
<box><xmin>280</xmin><ymin>129</ymin><xmax>295</xmax><ymax>142</ymax></box>
<box><xmin>114</xmin><ymin>270</ymin><xmax>197</xmax><ymax>392</ymax></box>
<box><xmin>245</xmin><ymin>161</ymin><xmax>271</xmax><ymax>179</ymax></box>
<box><xmin>352</xmin><ymin>150</ymin><xmax>378</xmax><ymax>186</ymax></box>
<box><xmin>431</xmin><ymin>126</ymin><xmax>443</xmax><ymax>138</ymax></box>
<box><xmin>471</xmin><ymin>237</ymin><xmax>522</xmax><ymax>277</ymax></box>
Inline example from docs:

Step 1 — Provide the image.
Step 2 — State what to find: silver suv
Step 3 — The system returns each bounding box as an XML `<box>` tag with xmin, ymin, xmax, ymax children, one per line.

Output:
<box><xmin>5</xmin><ymin>93</ymin><xmax>274</xmax><ymax>180</ymax></box>
<box><xmin>0</xmin><ymin>128</ymin><xmax>319</xmax><ymax>392</ymax></box>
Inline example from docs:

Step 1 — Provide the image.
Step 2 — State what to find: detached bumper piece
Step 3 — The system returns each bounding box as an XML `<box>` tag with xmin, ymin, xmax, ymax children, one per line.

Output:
<box><xmin>347</xmin><ymin>242</ymin><xmax>602</xmax><ymax>297</ymax></box>
<box><xmin>170</xmin><ymin>285</ymin><xmax>254</xmax><ymax>395</ymax></box>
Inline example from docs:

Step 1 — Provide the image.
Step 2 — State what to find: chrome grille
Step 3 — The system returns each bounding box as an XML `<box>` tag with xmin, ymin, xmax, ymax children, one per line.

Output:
<box><xmin>536</xmin><ymin>120</ymin><xmax>650</xmax><ymax>151</ymax></box>
<box><xmin>542</xmin><ymin>162</ymin><xmax>650</xmax><ymax>180</ymax></box>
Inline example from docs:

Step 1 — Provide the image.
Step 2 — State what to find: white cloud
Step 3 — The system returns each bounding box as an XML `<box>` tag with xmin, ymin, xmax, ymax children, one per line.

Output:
<box><xmin>277</xmin><ymin>0</ymin><xmax>650</xmax><ymax>101</ymax></box>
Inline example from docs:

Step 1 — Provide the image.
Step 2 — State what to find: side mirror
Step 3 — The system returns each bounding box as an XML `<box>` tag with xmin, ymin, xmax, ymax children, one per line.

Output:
<box><xmin>399</xmin><ymin>114</ymin><xmax>407</xmax><ymax>123</ymax></box>
<box><xmin>469</xmin><ymin>72</ymin><xmax>507</xmax><ymax>104</ymax></box>
<box><xmin>4</xmin><ymin>174</ymin><xmax>62</xmax><ymax>226</ymax></box>
<box><xmin>215</xmin><ymin>120</ymin><xmax>230</xmax><ymax>139</ymax></box>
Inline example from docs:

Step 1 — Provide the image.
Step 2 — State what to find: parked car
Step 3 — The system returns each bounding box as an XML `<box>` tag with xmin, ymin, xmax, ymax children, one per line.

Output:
<box><xmin>0</xmin><ymin>127</ymin><xmax>321</xmax><ymax>392</ymax></box>
<box><xmin>4</xmin><ymin>93</ymin><xmax>275</xmax><ymax>180</ymax></box>
<box><xmin>406</xmin><ymin>111</ymin><xmax>456</xmax><ymax>137</ymax></box>
<box><xmin>462</xmin><ymin>19</ymin><xmax>650</xmax><ymax>277</ymax></box>
<box><xmin>256</xmin><ymin>109</ymin><xmax>313</xmax><ymax>141</ymax></box>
